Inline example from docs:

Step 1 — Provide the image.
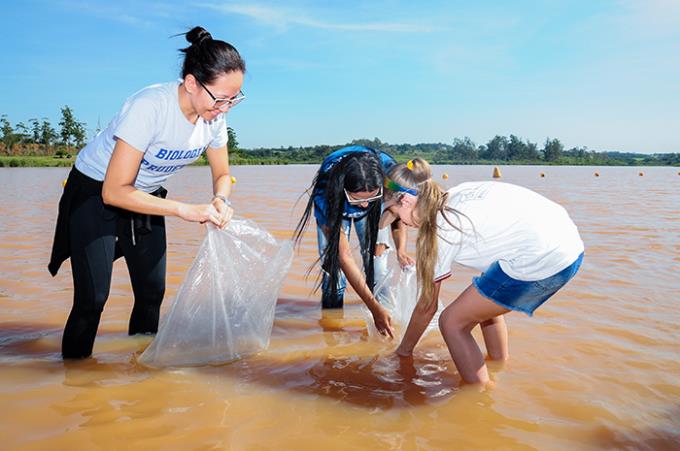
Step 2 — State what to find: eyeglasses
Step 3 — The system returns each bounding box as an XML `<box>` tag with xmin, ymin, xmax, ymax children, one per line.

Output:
<box><xmin>344</xmin><ymin>186</ymin><xmax>383</xmax><ymax>205</ymax></box>
<box><xmin>196</xmin><ymin>78</ymin><xmax>245</xmax><ymax>111</ymax></box>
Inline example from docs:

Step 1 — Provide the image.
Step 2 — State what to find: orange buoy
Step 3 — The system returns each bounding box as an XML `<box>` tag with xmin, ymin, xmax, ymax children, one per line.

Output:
<box><xmin>639</xmin><ymin>172</ymin><xmax>644</xmax><ymax>176</ymax></box>
<box><xmin>540</xmin><ymin>173</ymin><xmax>545</xmax><ymax>178</ymax></box>
<box><xmin>492</xmin><ymin>166</ymin><xmax>502</xmax><ymax>178</ymax></box>
<box><xmin>442</xmin><ymin>173</ymin><xmax>449</xmax><ymax>180</ymax></box>
<box><xmin>594</xmin><ymin>172</ymin><xmax>600</xmax><ymax>177</ymax></box>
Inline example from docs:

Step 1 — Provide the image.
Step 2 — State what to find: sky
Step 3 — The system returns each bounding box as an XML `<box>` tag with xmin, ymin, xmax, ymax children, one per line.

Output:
<box><xmin>1</xmin><ymin>0</ymin><xmax>679</xmax><ymax>153</ymax></box>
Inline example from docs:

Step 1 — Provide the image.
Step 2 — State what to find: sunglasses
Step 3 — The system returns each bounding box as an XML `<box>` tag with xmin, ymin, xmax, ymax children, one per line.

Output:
<box><xmin>344</xmin><ymin>186</ymin><xmax>383</xmax><ymax>205</ymax></box>
<box><xmin>196</xmin><ymin>78</ymin><xmax>245</xmax><ymax>111</ymax></box>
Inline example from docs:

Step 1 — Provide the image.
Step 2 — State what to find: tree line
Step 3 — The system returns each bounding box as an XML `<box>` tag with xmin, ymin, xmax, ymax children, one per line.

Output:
<box><xmin>238</xmin><ymin>137</ymin><xmax>680</xmax><ymax>166</ymax></box>
<box><xmin>1</xmin><ymin>107</ymin><xmax>242</xmax><ymax>161</ymax></box>
<box><xmin>1</xmin><ymin>106</ymin><xmax>87</xmax><ymax>157</ymax></box>
<box><xmin>2</xmin><ymin>109</ymin><xmax>678</xmax><ymax>166</ymax></box>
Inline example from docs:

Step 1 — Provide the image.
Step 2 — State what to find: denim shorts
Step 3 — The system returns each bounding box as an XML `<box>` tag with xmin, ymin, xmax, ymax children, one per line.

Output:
<box><xmin>472</xmin><ymin>253</ymin><xmax>584</xmax><ymax>316</ymax></box>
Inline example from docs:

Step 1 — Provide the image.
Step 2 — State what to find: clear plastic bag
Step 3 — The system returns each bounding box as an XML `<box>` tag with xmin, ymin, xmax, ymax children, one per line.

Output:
<box><xmin>366</xmin><ymin>252</ymin><xmax>442</xmax><ymax>340</ymax></box>
<box><xmin>139</xmin><ymin>218</ymin><xmax>293</xmax><ymax>368</ymax></box>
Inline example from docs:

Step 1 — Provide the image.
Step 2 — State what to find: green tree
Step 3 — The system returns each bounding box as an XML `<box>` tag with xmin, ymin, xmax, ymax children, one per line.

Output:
<box><xmin>351</xmin><ymin>137</ymin><xmax>383</xmax><ymax>149</ymax></box>
<box><xmin>480</xmin><ymin>135</ymin><xmax>508</xmax><ymax>160</ymax></box>
<box><xmin>542</xmin><ymin>138</ymin><xmax>563</xmax><ymax>162</ymax></box>
<box><xmin>59</xmin><ymin>106</ymin><xmax>86</xmax><ymax>149</ymax></box>
<box><xmin>451</xmin><ymin>137</ymin><xmax>478</xmax><ymax>160</ymax></box>
<box><xmin>29</xmin><ymin>118</ymin><xmax>41</xmax><ymax>144</ymax></box>
<box><xmin>525</xmin><ymin>141</ymin><xmax>540</xmax><ymax>160</ymax></box>
<box><xmin>73</xmin><ymin>121</ymin><xmax>87</xmax><ymax>148</ymax></box>
<box><xmin>506</xmin><ymin>134</ymin><xmax>527</xmax><ymax>160</ymax></box>
<box><xmin>312</xmin><ymin>144</ymin><xmax>332</xmax><ymax>158</ymax></box>
<box><xmin>40</xmin><ymin>118</ymin><xmax>58</xmax><ymax>147</ymax></box>
<box><xmin>14</xmin><ymin>122</ymin><xmax>30</xmax><ymax>144</ymax></box>
<box><xmin>1</xmin><ymin>115</ymin><xmax>20</xmax><ymax>153</ymax></box>
<box><xmin>506</xmin><ymin>135</ymin><xmax>540</xmax><ymax>160</ymax></box>
<box><xmin>227</xmin><ymin>126</ymin><xmax>239</xmax><ymax>156</ymax></box>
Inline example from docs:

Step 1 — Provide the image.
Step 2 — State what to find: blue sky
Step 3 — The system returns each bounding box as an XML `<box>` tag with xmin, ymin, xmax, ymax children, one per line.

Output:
<box><xmin>2</xmin><ymin>0</ymin><xmax>679</xmax><ymax>153</ymax></box>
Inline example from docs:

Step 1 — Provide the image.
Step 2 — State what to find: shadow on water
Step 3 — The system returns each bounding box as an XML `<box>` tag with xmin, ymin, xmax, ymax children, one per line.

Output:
<box><xmin>210</xmin><ymin>347</ymin><xmax>460</xmax><ymax>409</ymax></box>
<box><xmin>0</xmin><ymin>322</ymin><xmax>64</xmax><ymax>358</ymax></box>
<box><xmin>162</xmin><ymin>298</ymin><xmax>461</xmax><ymax>409</ymax></box>
<box><xmin>0</xmin><ymin>322</ymin><xmax>146</xmax><ymax>359</ymax></box>
<box><xmin>0</xmin><ymin>298</ymin><xmax>462</xmax><ymax>409</ymax></box>
<box><xmin>589</xmin><ymin>406</ymin><xmax>680</xmax><ymax>450</ymax></box>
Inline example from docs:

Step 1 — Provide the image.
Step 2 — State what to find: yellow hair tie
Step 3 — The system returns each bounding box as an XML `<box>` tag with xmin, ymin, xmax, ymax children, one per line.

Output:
<box><xmin>406</xmin><ymin>160</ymin><xmax>414</xmax><ymax>170</ymax></box>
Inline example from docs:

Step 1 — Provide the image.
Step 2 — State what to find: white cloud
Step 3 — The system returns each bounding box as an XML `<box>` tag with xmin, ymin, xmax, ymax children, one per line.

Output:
<box><xmin>196</xmin><ymin>2</ymin><xmax>440</xmax><ymax>33</ymax></box>
<box><xmin>613</xmin><ymin>0</ymin><xmax>680</xmax><ymax>34</ymax></box>
<box><xmin>60</xmin><ymin>0</ymin><xmax>157</xmax><ymax>28</ymax></box>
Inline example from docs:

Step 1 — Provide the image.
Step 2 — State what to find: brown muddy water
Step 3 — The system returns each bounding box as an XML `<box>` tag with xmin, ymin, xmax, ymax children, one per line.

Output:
<box><xmin>0</xmin><ymin>165</ymin><xmax>678</xmax><ymax>450</ymax></box>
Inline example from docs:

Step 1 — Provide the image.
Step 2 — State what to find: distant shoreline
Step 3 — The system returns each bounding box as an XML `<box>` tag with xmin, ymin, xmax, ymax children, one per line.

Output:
<box><xmin>1</xmin><ymin>155</ymin><xmax>678</xmax><ymax>168</ymax></box>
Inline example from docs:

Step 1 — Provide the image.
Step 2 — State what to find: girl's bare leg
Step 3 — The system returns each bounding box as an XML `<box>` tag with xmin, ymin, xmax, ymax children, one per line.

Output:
<box><xmin>438</xmin><ymin>284</ymin><xmax>509</xmax><ymax>384</ymax></box>
<box><xmin>481</xmin><ymin>315</ymin><xmax>509</xmax><ymax>361</ymax></box>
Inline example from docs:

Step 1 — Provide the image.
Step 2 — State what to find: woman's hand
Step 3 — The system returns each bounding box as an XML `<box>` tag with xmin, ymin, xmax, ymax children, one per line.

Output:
<box><xmin>371</xmin><ymin>303</ymin><xmax>395</xmax><ymax>339</ymax></box>
<box><xmin>211</xmin><ymin>197</ymin><xmax>234</xmax><ymax>229</ymax></box>
<box><xmin>177</xmin><ymin>203</ymin><xmax>223</xmax><ymax>226</ymax></box>
<box><xmin>397</xmin><ymin>250</ymin><xmax>415</xmax><ymax>268</ymax></box>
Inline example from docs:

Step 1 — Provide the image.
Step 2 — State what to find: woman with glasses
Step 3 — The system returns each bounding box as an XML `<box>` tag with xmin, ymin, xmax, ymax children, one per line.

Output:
<box><xmin>294</xmin><ymin>146</ymin><xmax>414</xmax><ymax>338</ymax></box>
<box><xmin>48</xmin><ymin>26</ymin><xmax>246</xmax><ymax>359</ymax></box>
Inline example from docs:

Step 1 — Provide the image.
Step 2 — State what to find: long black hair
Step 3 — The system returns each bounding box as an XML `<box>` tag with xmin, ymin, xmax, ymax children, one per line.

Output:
<box><xmin>178</xmin><ymin>26</ymin><xmax>246</xmax><ymax>83</ymax></box>
<box><xmin>294</xmin><ymin>151</ymin><xmax>385</xmax><ymax>305</ymax></box>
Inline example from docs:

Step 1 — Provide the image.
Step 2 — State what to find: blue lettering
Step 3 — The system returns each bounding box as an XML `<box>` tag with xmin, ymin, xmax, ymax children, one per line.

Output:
<box><xmin>156</xmin><ymin>149</ymin><xmax>168</xmax><ymax>159</ymax></box>
<box><xmin>142</xmin><ymin>162</ymin><xmax>190</xmax><ymax>174</ymax></box>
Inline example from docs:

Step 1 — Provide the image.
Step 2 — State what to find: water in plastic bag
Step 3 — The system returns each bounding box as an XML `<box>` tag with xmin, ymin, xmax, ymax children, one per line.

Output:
<box><xmin>366</xmin><ymin>251</ymin><xmax>442</xmax><ymax>340</ymax></box>
<box><xmin>138</xmin><ymin>218</ymin><xmax>293</xmax><ymax>368</ymax></box>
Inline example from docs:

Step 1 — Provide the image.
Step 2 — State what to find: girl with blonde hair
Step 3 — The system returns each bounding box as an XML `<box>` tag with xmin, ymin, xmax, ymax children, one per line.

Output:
<box><xmin>381</xmin><ymin>158</ymin><xmax>584</xmax><ymax>384</ymax></box>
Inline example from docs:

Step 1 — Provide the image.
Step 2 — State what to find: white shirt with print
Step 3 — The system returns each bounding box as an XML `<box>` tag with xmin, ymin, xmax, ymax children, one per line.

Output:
<box><xmin>75</xmin><ymin>81</ymin><xmax>228</xmax><ymax>193</ymax></box>
<box><xmin>434</xmin><ymin>181</ymin><xmax>584</xmax><ymax>282</ymax></box>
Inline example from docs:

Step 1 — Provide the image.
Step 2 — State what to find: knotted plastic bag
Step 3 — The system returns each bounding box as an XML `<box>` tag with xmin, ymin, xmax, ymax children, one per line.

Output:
<box><xmin>139</xmin><ymin>218</ymin><xmax>293</xmax><ymax>368</ymax></box>
<box><xmin>366</xmin><ymin>252</ymin><xmax>441</xmax><ymax>340</ymax></box>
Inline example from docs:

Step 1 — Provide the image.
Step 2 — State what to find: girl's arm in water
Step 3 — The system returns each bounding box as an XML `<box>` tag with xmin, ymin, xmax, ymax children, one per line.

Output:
<box><xmin>337</xmin><ymin>229</ymin><xmax>395</xmax><ymax>338</ymax></box>
<box><xmin>396</xmin><ymin>280</ymin><xmax>442</xmax><ymax>356</ymax></box>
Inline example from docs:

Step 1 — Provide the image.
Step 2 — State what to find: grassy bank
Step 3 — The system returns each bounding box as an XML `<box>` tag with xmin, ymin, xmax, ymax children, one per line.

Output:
<box><xmin>0</xmin><ymin>155</ymin><xmax>75</xmax><ymax>167</ymax></box>
<box><xmin>0</xmin><ymin>155</ymin><xmax>303</xmax><ymax>168</ymax></box>
<box><xmin>2</xmin><ymin>154</ymin><xmax>679</xmax><ymax>168</ymax></box>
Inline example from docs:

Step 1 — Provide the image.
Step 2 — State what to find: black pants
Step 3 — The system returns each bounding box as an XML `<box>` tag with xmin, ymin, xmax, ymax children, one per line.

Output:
<box><xmin>61</xmin><ymin>171</ymin><xmax>167</xmax><ymax>359</ymax></box>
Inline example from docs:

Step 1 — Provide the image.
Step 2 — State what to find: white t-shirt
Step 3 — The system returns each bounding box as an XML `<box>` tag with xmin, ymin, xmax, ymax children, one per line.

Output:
<box><xmin>434</xmin><ymin>181</ymin><xmax>584</xmax><ymax>282</ymax></box>
<box><xmin>75</xmin><ymin>81</ymin><xmax>228</xmax><ymax>193</ymax></box>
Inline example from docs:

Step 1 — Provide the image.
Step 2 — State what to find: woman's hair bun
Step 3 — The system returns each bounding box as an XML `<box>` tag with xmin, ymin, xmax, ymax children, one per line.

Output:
<box><xmin>186</xmin><ymin>26</ymin><xmax>212</xmax><ymax>45</ymax></box>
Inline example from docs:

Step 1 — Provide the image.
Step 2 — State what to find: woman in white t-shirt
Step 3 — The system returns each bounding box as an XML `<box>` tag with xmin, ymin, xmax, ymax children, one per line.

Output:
<box><xmin>48</xmin><ymin>26</ymin><xmax>246</xmax><ymax>359</ymax></box>
<box><xmin>380</xmin><ymin>158</ymin><xmax>584</xmax><ymax>385</ymax></box>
